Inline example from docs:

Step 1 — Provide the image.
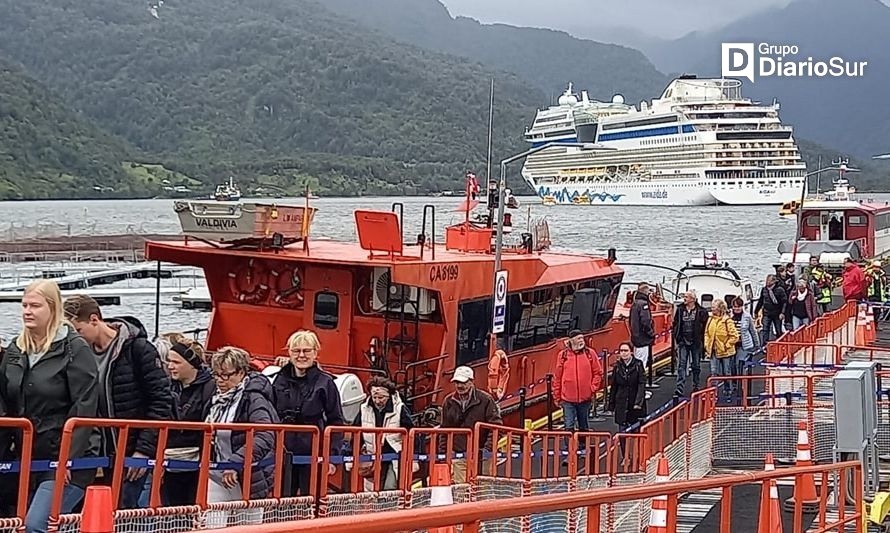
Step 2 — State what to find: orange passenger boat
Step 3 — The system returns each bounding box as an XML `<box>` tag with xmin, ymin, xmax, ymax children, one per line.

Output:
<box><xmin>147</xmin><ymin>185</ymin><xmax>673</xmax><ymax>426</ymax></box>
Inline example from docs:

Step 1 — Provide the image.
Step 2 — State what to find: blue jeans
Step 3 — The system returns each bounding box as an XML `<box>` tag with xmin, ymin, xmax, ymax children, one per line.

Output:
<box><xmin>735</xmin><ymin>347</ymin><xmax>752</xmax><ymax>377</ymax></box>
<box><xmin>792</xmin><ymin>316</ymin><xmax>810</xmax><ymax>330</ymax></box>
<box><xmin>675</xmin><ymin>344</ymin><xmax>702</xmax><ymax>395</ymax></box>
<box><xmin>712</xmin><ymin>357</ymin><xmax>735</xmax><ymax>398</ymax></box>
<box><xmin>562</xmin><ymin>401</ymin><xmax>591</xmax><ymax>432</ymax></box>
<box><xmin>761</xmin><ymin>315</ymin><xmax>784</xmax><ymax>345</ymax></box>
<box><xmin>25</xmin><ymin>480</ymin><xmax>85</xmax><ymax>533</ymax></box>
<box><xmin>121</xmin><ymin>473</ymin><xmax>150</xmax><ymax>509</ymax></box>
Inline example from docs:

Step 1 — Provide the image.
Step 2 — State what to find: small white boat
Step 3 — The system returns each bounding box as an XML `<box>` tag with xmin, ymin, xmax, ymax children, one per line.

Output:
<box><xmin>671</xmin><ymin>250</ymin><xmax>756</xmax><ymax>312</ymax></box>
<box><xmin>213</xmin><ymin>177</ymin><xmax>242</xmax><ymax>202</ymax></box>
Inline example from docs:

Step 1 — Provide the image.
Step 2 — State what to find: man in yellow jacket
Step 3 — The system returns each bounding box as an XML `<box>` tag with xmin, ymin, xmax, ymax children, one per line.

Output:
<box><xmin>705</xmin><ymin>299</ymin><xmax>740</xmax><ymax>402</ymax></box>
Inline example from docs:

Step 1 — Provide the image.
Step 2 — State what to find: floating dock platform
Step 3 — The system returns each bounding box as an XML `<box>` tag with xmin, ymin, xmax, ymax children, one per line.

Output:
<box><xmin>0</xmin><ymin>234</ymin><xmax>178</xmax><ymax>263</ymax></box>
<box><xmin>0</xmin><ymin>262</ymin><xmax>193</xmax><ymax>292</ymax></box>
<box><xmin>0</xmin><ymin>287</ymin><xmax>187</xmax><ymax>306</ymax></box>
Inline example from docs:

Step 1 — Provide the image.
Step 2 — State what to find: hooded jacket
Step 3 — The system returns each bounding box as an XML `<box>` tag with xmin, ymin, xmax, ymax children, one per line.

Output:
<box><xmin>98</xmin><ymin>317</ymin><xmax>173</xmax><ymax>458</ymax></box>
<box><xmin>629</xmin><ymin>292</ymin><xmax>656</xmax><ymax>348</ymax></box>
<box><xmin>205</xmin><ymin>372</ymin><xmax>279</xmax><ymax>500</ymax></box>
<box><xmin>842</xmin><ymin>263</ymin><xmax>867</xmax><ymax>301</ymax></box>
<box><xmin>553</xmin><ymin>346</ymin><xmax>603</xmax><ymax>404</ymax></box>
<box><xmin>0</xmin><ymin>326</ymin><xmax>101</xmax><ymax>488</ymax></box>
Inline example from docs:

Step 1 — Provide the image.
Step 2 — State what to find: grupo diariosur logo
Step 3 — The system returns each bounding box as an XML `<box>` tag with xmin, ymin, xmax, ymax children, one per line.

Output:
<box><xmin>721</xmin><ymin>43</ymin><xmax>868</xmax><ymax>82</ymax></box>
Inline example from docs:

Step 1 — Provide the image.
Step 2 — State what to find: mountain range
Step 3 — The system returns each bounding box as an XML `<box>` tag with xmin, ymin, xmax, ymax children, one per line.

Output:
<box><xmin>0</xmin><ymin>0</ymin><xmax>887</xmax><ymax>199</ymax></box>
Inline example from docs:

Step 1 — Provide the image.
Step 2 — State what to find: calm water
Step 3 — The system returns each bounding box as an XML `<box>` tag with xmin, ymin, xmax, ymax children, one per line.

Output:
<box><xmin>4</xmin><ymin>194</ymin><xmax>883</xmax><ymax>340</ymax></box>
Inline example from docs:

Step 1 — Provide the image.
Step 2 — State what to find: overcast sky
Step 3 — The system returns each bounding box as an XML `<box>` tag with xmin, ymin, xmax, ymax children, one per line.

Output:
<box><xmin>439</xmin><ymin>0</ymin><xmax>888</xmax><ymax>39</ymax></box>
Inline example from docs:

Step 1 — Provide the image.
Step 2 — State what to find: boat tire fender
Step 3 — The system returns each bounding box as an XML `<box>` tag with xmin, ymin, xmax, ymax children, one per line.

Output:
<box><xmin>228</xmin><ymin>259</ymin><xmax>271</xmax><ymax>305</ymax></box>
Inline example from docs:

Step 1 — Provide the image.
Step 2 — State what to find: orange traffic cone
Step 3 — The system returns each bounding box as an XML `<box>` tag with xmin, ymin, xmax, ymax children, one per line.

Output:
<box><xmin>647</xmin><ymin>456</ymin><xmax>670</xmax><ymax>533</ymax></box>
<box><xmin>783</xmin><ymin>421</ymin><xmax>820</xmax><ymax>513</ymax></box>
<box><xmin>856</xmin><ymin>305</ymin><xmax>868</xmax><ymax>345</ymax></box>
<box><xmin>429</xmin><ymin>463</ymin><xmax>456</xmax><ymax>533</ymax></box>
<box><xmin>759</xmin><ymin>454</ymin><xmax>783</xmax><ymax>533</ymax></box>
<box><xmin>81</xmin><ymin>486</ymin><xmax>114</xmax><ymax>533</ymax></box>
<box><xmin>866</xmin><ymin>308</ymin><xmax>876</xmax><ymax>343</ymax></box>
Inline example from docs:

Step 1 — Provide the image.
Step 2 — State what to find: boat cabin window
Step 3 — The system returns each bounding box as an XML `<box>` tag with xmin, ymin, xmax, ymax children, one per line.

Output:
<box><xmin>848</xmin><ymin>216</ymin><xmax>866</xmax><ymax>227</ymax></box>
<box><xmin>457</xmin><ymin>298</ymin><xmax>492</xmax><ymax>365</ymax></box>
<box><xmin>877</xmin><ymin>214</ymin><xmax>890</xmax><ymax>231</ymax></box>
<box><xmin>456</xmin><ymin>276</ymin><xmax>621</xmax><ymax>364</ymax></box>
<box><xmin>313</xmin><ymin>292</ymin><xmax>339</xmax><ymax>330</ymax></box>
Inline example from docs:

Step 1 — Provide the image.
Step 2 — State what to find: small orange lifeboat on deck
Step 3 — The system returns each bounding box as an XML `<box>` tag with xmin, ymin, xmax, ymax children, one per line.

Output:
<box><xmin>147</xmin><ymin>180</ymin><xmax>673</xmax><ymax>426</ymax></box>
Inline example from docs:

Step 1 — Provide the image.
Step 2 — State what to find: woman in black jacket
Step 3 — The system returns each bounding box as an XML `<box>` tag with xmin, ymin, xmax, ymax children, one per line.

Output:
<box><xmin>0</xmin><ymin>280</ymin><xmax>100</xmax><ymax>533</ymax></box>
<box><xmin>160</xmin><ymin>340</ymin><xmax>215</xmax><ymax>506</ymax></box>
<box><xmin>271</xmin><ymin>330</ymin><xmax>344</xmax><ymax>497</ymax></box>
<box><xmin>608</xmin><ymin>342</ymin><xmax>647</xmax><ymax>433</ymax></box>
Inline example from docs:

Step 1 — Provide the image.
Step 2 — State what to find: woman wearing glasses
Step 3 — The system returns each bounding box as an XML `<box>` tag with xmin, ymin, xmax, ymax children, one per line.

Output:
<box><xmin>270</xmin><ymin>330</ymin><xmax>344</xmax><ymax>497</ymax></box>
<box><xmin>205</xmin><ymin>346</ymin><xmax>278</xmax><ymax>527</ymax></box>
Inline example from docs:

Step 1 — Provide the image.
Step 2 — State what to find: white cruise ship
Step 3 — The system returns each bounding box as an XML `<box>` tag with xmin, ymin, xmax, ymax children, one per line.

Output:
<box><xmin>521</xmin><ymin>76</ymin><xmax>807</xmax><ymax>206</ymax></box>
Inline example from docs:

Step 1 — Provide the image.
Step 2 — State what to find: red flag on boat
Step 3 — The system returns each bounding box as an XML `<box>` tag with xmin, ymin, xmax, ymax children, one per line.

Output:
<box><xmin>456</xmin><ymin>172</ymin><xmax>480</xmax><ymax>213</ymax></box>
<box><xmin>466</xmin><ymin>172</ymin><xmax>479</xmax><ymax>200</ymax></box>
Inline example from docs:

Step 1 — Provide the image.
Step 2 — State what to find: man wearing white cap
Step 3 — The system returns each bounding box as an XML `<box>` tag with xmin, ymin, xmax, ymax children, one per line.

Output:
<box><xmin>440</xmin><ymin>366</ymin><xmax>502</xmax><ymax>483</ymax></box>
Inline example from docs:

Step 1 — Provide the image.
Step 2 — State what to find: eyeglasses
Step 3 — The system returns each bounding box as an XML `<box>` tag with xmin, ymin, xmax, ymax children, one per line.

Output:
<box><xmin>213</xmin><ymin>370</ymin><xmax>239</xmax><ymax>380</ymax></box>
<box><xmin>289</xmin><ymin>348</ymin><xmax>316</xmax><ymax>356</ymax></box>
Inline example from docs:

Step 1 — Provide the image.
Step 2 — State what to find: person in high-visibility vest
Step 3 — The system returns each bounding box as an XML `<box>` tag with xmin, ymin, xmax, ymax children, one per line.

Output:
<box><xmin>865</xmin><ymin>260</ymin><xmax>888</xmax><ymax>302</ymax></box>
<box><xmin>809</xmin><ymin>262</ymin><xmax>834</xmax><ymax>314</ymax></box>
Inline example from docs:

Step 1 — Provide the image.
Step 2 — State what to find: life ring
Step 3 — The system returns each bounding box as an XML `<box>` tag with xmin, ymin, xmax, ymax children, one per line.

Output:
<box><xmin>227</xmin><ymin>259</ymin><xmax>270</xmax><ymax>304</ymax></box>
<box><xmin>487</xmin><ymin>349</ymin><xmax>510</xmax><ymax>401</ymax></box>
<box><xmin>268</xmin><ymin>264</ymin><xmax>304</xmax><ymax>308</ymax></box>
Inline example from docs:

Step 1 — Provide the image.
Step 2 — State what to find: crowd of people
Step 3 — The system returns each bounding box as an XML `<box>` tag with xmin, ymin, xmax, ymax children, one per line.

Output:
<box><xmin>0</xmin><ymin>279</ymin><xmax>504</xmax><ymax>533</ymax></box>
<box><xmin>1</xmin><ymin>257</ymin><xmax>885</xmax><ymax>530</ymax></box>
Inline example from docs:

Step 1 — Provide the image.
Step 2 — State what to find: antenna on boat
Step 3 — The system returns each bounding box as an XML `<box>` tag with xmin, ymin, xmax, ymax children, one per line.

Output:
<box><xmin>486</xmin><ymin>78</ymin><xmax>494</xmax><ymax>185</ymax></box>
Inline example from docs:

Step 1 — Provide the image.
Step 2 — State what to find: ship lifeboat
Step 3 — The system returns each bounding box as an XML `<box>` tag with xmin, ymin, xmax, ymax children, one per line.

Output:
<box><xmin>779</xmin><ymin>199</ymin><xmax>800</xmax><ymax>219</ymax></box>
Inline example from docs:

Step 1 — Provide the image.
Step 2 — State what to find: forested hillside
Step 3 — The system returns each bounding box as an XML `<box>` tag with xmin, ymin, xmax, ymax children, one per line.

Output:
<box><xmin>320</xmin><ymin>0</ymin><xmax>669</xmax><ymax>104</ymax></box>
<box><xmin>0</xmin><ymin>60</ymin><xmax>139</xmax><ymax>199</ymax></box>
<box><xmin>0</xmin><ymin>0</ymin><xmax>545</xmax><ymax>196</ymax></box>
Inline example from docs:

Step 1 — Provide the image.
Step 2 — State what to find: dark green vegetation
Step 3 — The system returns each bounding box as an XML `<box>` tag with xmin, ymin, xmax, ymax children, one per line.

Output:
<box><xmin>0</xmin><ymin>0</ymin><xmax>887</xmax><ymax>199</ymax></box>
<box><xmin>320</xmin><ymin>0</ymin><xmax>668</xmax><ymax>104</ymax></box>
<box><xmin>0</xmin><ymin>0</ymin><xmax>548</xmax><ymax>198</ymax></box>
<box><xmin>0</xmin><ymin>61</ymin><xmax>133</xmax><ymax>199</ymax></box>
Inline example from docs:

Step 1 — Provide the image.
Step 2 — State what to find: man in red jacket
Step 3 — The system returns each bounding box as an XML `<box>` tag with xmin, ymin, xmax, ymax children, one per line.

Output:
<box><xmin>842</xmin><ymin>257</ymin><xmax>867</xmax><ymax>301</ymax></box>
<box><xmin>553</xmin><ymin>329</ymin><xmax>604</xmax><ymax>433</ymax></box>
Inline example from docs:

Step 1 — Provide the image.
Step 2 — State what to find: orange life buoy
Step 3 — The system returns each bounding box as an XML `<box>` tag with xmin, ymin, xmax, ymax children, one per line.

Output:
<box><xmin>227</xmin><ymin>259</ymin><xmax>270</xmax><ymax>304</ymax></box>
<box><xmin>488</xmin><ymin>349</ymin><xmax>510</xmax><ymax>400</ymax></box>
<box><xmin>268</xmin><ymin>264</ymin><xmax>304</xmax><ymax>308</ymax></box>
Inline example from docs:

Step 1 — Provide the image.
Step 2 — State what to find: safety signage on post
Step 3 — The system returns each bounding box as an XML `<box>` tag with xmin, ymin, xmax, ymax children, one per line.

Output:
<box><xmin>493</xmin><ymin>270</ymin><xmax>508</xmax><ymax>334</ymax></box>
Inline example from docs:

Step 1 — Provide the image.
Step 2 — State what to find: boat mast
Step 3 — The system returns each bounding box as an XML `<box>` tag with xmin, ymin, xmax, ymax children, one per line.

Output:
<box><xmin>486</xmin><ymin>78</ymin><xmax>494</xmax><ymax>185</ymax></box>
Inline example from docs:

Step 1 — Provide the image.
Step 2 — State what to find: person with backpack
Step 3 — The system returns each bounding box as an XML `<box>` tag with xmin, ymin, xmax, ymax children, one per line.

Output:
<box><xmin>553</xmin><ymin>330</ymin><xmax>603</xmax><ymax>434</ymax></box>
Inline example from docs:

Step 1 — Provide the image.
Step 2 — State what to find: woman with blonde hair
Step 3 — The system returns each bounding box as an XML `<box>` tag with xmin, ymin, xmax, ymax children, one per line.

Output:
<box><xmin>0</xmin><ymin>280</ymin><xmax>100</xmax><ymax>533</ymax></box>
<box><xmin>270</xmin><ymin>330</ymin><xmax>344</xmax><ymax>497</ymax></box>
<box><xmin>704</xmin><ymin>298</ymin><xmax>740</xmax><ymax>401</ymax></box>
<box><xmin>205</xmin><ymin>346</ymin><xmax>278</xmax><ymax>528</ymax></box>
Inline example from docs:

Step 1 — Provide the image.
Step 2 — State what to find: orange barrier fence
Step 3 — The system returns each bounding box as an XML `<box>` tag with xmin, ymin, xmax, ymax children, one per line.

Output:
<box><xmin>766</xmin><ymin>301</ymin><xmax>857</xmax><ymax>365</ymax></box>
<box><xmin>0</xmin><ymin>418</ymin><xmax>34</xmax><ymax>532</ymax></box>
<box><xmin>204</xmin><ymin>461</ymin><xmax>863</xmax><ymax>533</ymax></box>
<box><xmin>49</xmin><ymin>418</ymin><xmax>320</xmax><ymax>531</ymax></box>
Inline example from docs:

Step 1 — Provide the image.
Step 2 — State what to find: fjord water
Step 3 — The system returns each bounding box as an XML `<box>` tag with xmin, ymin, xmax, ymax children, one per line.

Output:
<box><xmin>4</xmin><ymin>194</ymin><xmax>883</xmax><ymax>338</ymax></box>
